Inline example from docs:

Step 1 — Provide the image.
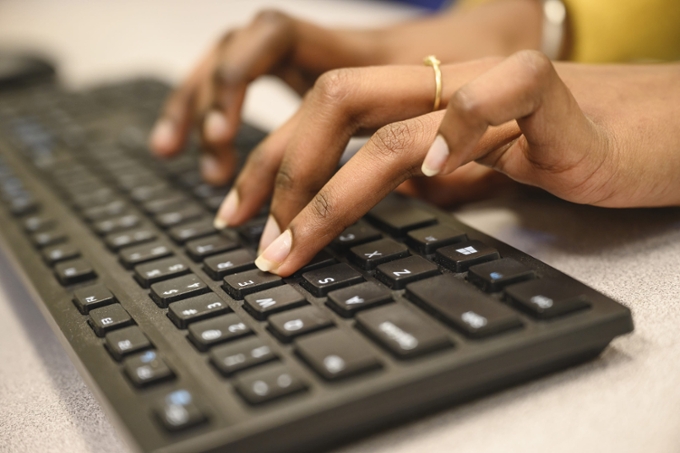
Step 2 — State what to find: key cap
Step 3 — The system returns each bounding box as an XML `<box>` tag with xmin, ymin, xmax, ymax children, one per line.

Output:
<box><xmin>185</xmin><ymin>235</ymin><xmax>238</xmax><ymax>261</ymax></box>
<box><xmin>8</xmin><ymin>195</ymin><xmax>38</xmax><ymax>216</ymax></box>
<box><xmin>105</xmin><ymin>228</ymin><xmax>156</xmax><ymax>251</ymax></box>
<box><xmin>187</xmin><ymin>313</ymin><xmax>252</xmax><ymax>351</ymax></box>
<box><xmin>243</xmin><ymin>285</ymin><xmax>308</xmax><ymax>320</ymax></box>
<box><xmin>54</xmin><ymin>258</ymin><xmax>96</xmax><ymax>286</ymax></box>
<box><xmin>356</xmin><ymin>303</ymin><xmax>452</xmax><ymax>359</ymax></box>
<box><xmin>375</xmin><ymin>255</ymin><xmax>440</xmax><ymax>289</ymax></box>
<box><xmin>234</xmin><ymin>364</ymin><xmax>306</xmax><ymax>405</ymax></box>
<box><xmin>406</xmin><ymin>224</ymin><xmax>467</xmax><ymax>254</ymax></box>
<box><xmin>296</xmin><ymin>329</ymin><xmax>381</xmax><ymax>380</ymax></box>
<box><xmin>142</xmin><ymin>195</ymin><xmax>189</xmax><ymax>215</ymax></box>
<box><xmin>119</xmin><ymin>241</ymin><xmax>172</xmax><ymax>269</ymax></box>
<box><xmin>236</xmin><ymin>217</ymin><xmax>267</xmax><ymax>244</ymax></box>
<box><xmin>210</xmin><ymin>337</ymin><xmax>277</xmax><ymax>376</ymax></box>
<box><xmin>203</xmin><ymin>249</ymin><xmax>255</xmax><ymax>280</ymax></box>
<box><xmin>42</xmin><ymin>243</ymin><xmax>80</xmax><ymax>265</ymax></box>
<box><xmin>203</xmin><ymin>195</ymin><xmax>224</xmax><ymax>212</ymax></box>
<box><xmin>88</xmin><ymin>304</ymin><xmax>133</xmax><ymax>337</ymax></box>
<box><xmin>134</xmin><ymin>257</ymin><xmax>190</xmax><ymax>288</ymax></box>
<box><xmin>130</xmin><ymin>183</ymin><xmax>169</xmax><ymax>203</ymax></box>
<box><xmin>73</xmin><ymin>284</ymin><xmax>116</xmax><ymax>314</ymax></box>
<box><xmin>406</xmin><ymin>274</ymin><xmax>522</xmax><ymax>338</ymax></box>
<box><xmin>82</xmin><ymin>200</ymin><xmax>128</xmax><ymax>222</ymax></box>
<box><xmin>93</xmin><ymin>214</ymin><xmax>140</xmax><ymax>235</ymax></box>
<box><xmin>23</xmin><ymin>214</ymin><xmax>55</xmax><ymax>233</ymax></box>
<box><xmin>367</xmin><ymin>201</ymin><xmax>437</xmax><ymax>237</ymax></box>
<box><xmin>327</xmin><ymin>281</ymin><xmax>392</xmax><ymax>317</ymax></box>
<box><xmin>295</xmin><ymin>250</ymin><xmax>336</xmax><ymax>275</ymax></box>
<box><xmin>168</xmin><ymin>219</ymin><xmax>216</xmax><ymax>244</ymax></box>
<box><xmin>105</xmin><ymin>325</ymin><xmax>152</xmax><ymax>361</ymax></box>
<box><xmin>150</xmin><ymin>274</ymin><xmax>209</xmax><ymax>308</ymax></box>
<box><xmin>300</xmin><ymin>263</ymin><xmax>364</xmax><ymax>297</ymax></box>
<box><xmin>168</xmin><ymin>293</ymin><xmax>231</xmax><ymax>328</ymax></box>
<box><xmin>155</xmin><ymin>205</ymin><xmax>204</xmax><ymax>229</ymax></box>
<box><xmin>124</xmin><ymin>350</ymin><xmax>174</xmax><ymax>387</ymax></box>
<box><xmin>505</xmin><ymin>278</ymin><xmax>591</xmax><ymax>319</ymax></box>
<box><xmin>434</xmin><ymin>240</ymin><xmax>500</xmax><ymax>272</ymax></box>
<box><xmin>155</xmin><ymin>389</ymin><xmax>206</xmax><ymax>431</ymax></box>
<box><xmin>330</xmin><ymin>222</ymin><xmax>382</xmax><ymax>250</ymax></box>
<box><xmin>268</xmin><ymin>306</ymin><xmax>333</xmax><ymax>342</ymax></box>
<box><xmin>467</xmin><ymin>258</ymin><xmax>535</xmax><ymax>292</ymax></box>
<box><xmin>349</xmin><ymin>238</ymin><xmax>410</xmax><ymax>270</ymax></box>
<box><xmin>223</xmin><ymin>269</ymin><xmax>283</xmax><ymax>299</ymax></box>
<box><xmin>32</xmin><ymin>230</ymin><xmax>67</xmax><ymax>248</ymax></box>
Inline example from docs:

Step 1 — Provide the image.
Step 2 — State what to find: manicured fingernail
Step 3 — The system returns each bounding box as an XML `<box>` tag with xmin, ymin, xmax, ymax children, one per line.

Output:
<box><xmin>421</xmin><ymin>134</ymin><xmax>449</xmax><ymax>177</ymax></box>
<box><xmin>200</xmin><ymin>154</ymin><xmax>222</xmax><ymax>181</ymax></box>
<box><xmin>258</xmin><ymin>215</ymin><xmax>281</xmax><ymax>254</ymax></box>
<box><xmin>150</xmin><ymin>119</ymin><xmax>175</xmax><ymax>151</ymax></box>
<box><xmin>204</xmin><ymin>110</ymin><xmax>230</xmax><ymax>143</ymax></box>
<box><xmin>214</xmin><ymin>189</ymin><xmax>239</xmax><ymax>229</ymax></box>
<box><xmin>255</xmin><ymin>229</ymin><xmax>292</xmax><ymax>273</ymax></box>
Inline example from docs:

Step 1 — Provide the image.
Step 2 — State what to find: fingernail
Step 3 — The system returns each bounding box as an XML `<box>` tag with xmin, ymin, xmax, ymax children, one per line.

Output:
<box><xmin>255</xmin><ymin>229</ymin><xmax>292</xmax><ymax>273</ymax></box>
<box><xmin>200</xmin><ymin>154</ymin><xmax>222</xmax><ymax>181</ymax></box>
<box><xmin>204</xmin><ymin>110</ymin><xmax>230</xmax><ymax>143</ymax></box>
<box><xmin>214</xmin><ymin>189</ymin><xmax>239</xmax><ymax>229</ymax></box>
<box><xmin>258</xmin><ymin>215</ymin><xmax>281</xmax><ymax>254</ymax></box>
<box><xmin>421</xmin><ymin>134</ymin><xmax>449</xmax><ymax>177</ymax></box>
<box><xmin>150</xmin><ymin>119</ymin><xmax>175</xmax><ymax>151</ymax></box>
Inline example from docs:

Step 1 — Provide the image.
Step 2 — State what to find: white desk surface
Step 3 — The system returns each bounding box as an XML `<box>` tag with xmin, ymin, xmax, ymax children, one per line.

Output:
<box><xmin>1</xmin><ymin>1</ymin><xmax>680</xmax><ymax>452</ymax></box>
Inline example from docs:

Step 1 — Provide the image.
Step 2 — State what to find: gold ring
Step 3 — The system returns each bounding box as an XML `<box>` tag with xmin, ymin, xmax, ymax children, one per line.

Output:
<box><xmin>423</xmin><ymin>55</ymin><xmax>442</xmax><ymax>111</ymax></box>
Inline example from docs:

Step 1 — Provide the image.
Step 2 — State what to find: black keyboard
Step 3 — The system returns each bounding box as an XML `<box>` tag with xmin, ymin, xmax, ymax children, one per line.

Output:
<box><xmin>0</xmin><ymin>78</ymin><xmax>633</xmax><ymax>453</ymax></box>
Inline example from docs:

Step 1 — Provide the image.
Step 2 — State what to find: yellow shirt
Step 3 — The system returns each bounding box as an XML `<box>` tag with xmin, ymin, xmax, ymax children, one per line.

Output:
<box><xmin>460</xmin><ymin>0</ymin><xmax>680</xmax><ymax>62</ymax></box>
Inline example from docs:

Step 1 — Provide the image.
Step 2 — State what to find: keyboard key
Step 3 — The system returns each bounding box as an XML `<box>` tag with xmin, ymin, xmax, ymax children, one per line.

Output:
<box><xmin>124</xmin><ymin>350</ymin><xmax>174</xmax><ymax>387</ymax></box>
<box><xmin>236</xmin><ymin>217</ymin><xmax>266</xmax><ymax>243</ymax></box>
<box><xmin>349</xmin><ymin>238</ymin><xmax>410</xmax><ymax>270</ymax></box>
<box><xmin>434</xmin><ymin>240</ymin><xmax>500</xmax><ymax>272</ymax></box>
<box><xmin>155</xmin><ymin>390</ymin><xmax>206</xmax><ymax>431</ymax></box>
<box><xmin>105</xmin><ymin>228</ymin><xmax>156</xmax><ymax>251</ymax></box>
<box><xmin>8</xmin><ymin>195</ymin><xmax>38</xmax><ymax>216</ymax></box>
<box><xmin>142</xmin><ymin>195</ymin><xmax>189</xmax><ymax>215</ymax></box>
<box><xmin>168</xmin><ymin>219</ymin><xmax>216</xmax><ymax>244</ymax></box>
<box><xmin>355</xmin><ymin>303</ymin><xmax>452</xmax><ymax>359</ymax></box>
<box><xmin>327</xmin><ymin>281</ymin><xmax>392</xmax><ymax>317</ymax></box>
<box><xmin>150</xmin><ymin>274</ymin><xmax>209</xmax><ymax>308</ymax></box>
<box><xmin>73</xmin><ymin>284</ymin><xmax>116</xmax><ymax>313</ymax></box>
<box><xmin>301</xmin><ymin>263</ymin><xmax>364</xmax><ymax>297</ymax></box>
<box><xmin>42</xmin><ymin>243</ymin><xmax>80</xmax><ymax>265</ymax></box>
<box><xmin>375</xmin><ymin>256</ymin><xmax>440</xmax><ymax>289</ymax></box>
<box><xmin>155</xmin><ymin>205</ymin><xmax>204</xmax><ymax>229</ymax></box>
<box><xmin>223</xmin><ymin>269</ymin><xmax>283</xmax><ymax>299</ymax></box>
<box><xmin>505</xmin><ymin>279</ymin><xmax>591</xmax><ymax>319</ymax></box>
<box><xmin>134</xmin><ymin>257</ymin><xmax>190</xmax><ymax>288</ymax></box>
<box><xmin>406</xmin><ymin>224</ymin><xmax>467</xmax><ymax>254</ymax></box>
<box><xmin>268</xmin><ymin>306</ymin><xmax>333</xmax><ymax>342</ymax></box>
<box><xmin>330</xmin><ymin>221</ymin><xmax>382</xmax><ymax>250</ymax></box>
<box><xmin>54</xmin><ymin>258</ymin><xmax>96</xmax><ymax>285</ymax></box>
<box><xmin>185</xmin><ymin>235</ymin><xmax>238</xmax><ymax>261</ymax></box>
<box><xmin>243</xmin><ymin>285</ymin><xmax>308</xmax><ymax>320</ymax></box>
<box><xmin>82</xmin><ymin>200</ymin><xmax>128</xmax><ymax>222</ymax></box>
<box><xmin>168</xmin><ymin>293</ymin><xmax>231</xmax><ymax>328</ymax></box>
<box><xmin>105</xmin><ymin>325</ymin><xmax>152</xmax><ymax>361</ymax></box>
<box><xmin>406</xmin><ymin>274</ymin><xmax>522</xmax><ymax>338</ymax></box>
<box><xmin>467</xmin><ymin>258</ymin><xmax>535</xmax><ymax>292</ymax></box>
<box><xmin>296</xmin><ymin>329</ymin><xmax>381</xmax><ymax>380</ymax></box>
<box><xmin>203</xmin><ymin>249</ymin><xmax>255</xmax><ymax>280</ymax></box>
<box><xmin>32</xmin><ymin>229</ymin><xmax>67</xmax><ymax>248</ymax></box>
<box><xmin>295</xmin><ymin>250</ymin><xmax>336</xmax><ymax>274</ymax></box>
<box><xmin>187</xmin><ymin>313</ymin><xmax>252</xmax><ymax>351</ymax></box>
<box><xmin>93</xmin><ymin>214</ymin><xmax>140</xmax><ymax>235</ymax></box>
<box><xmin>130</xmin><ymin>183</ymin><xmax>169</xmax><ymax>203</ymax></box>
<box><xmin>234</xmin><ymin>364</ymin><xmax>306</xmax><ymax>405</ymax></box>
<box><xmin>88</xmin><ymin>304</ymin><xmax>133</xmax><ymax>337</ymax></box>
<box><xmin>119</xmin><ymin>241</ymin><xmax>172</xmax><ymax>269</ymax></box>
<box><xmin>367</xmin><ymin>202</ymin><xmax>437</xmax><ymax>237</ymax></box>
<box><xmin>210</xmin><ymin>337</ymin><xmax>277</xmax><ymax>376</ymax></box>
<box><xmin>23</xmin><ymin>214</ymin><xmax>55</xmax><ymax>233</ymax></box>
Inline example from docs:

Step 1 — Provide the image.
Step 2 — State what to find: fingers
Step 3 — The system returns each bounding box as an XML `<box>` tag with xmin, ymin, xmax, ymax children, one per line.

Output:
<box><xmin>421</xmin><ymin>50</ymin><xmax>608</xmax><ymax>203</ymax></box>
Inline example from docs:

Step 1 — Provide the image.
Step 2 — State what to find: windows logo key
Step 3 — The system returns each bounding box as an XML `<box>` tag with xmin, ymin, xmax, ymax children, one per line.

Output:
<box><xmin>456</xmin><ymin>246</ymin><xmax>478</xmax><ymax>256</ymax></box>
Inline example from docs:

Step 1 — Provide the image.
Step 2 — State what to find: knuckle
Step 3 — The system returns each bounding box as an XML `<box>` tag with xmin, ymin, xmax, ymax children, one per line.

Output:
<box><xmin>309</xmin><ymin>190</ymin><xmax>334</xmax><ymax>222</ymax></box>
<box><xmin>311</xmin><ymin>69</ymin><xmax>356</xmax><ymax>107</ymax></box>
<box><xmin>514</xmin><ymin>50</ymin><xmax>554</xmax><ymax>87</ymax></box>
<box><xmin>253</xmin><ymin>8</ymin><xmax>290</xmax><ymax>26</ymax></box>
<box><xmin>370</xmin><ymin>119</ymin><xmax>424</xmax><ymax>160</ymax></box>
<box><xmin>450</xmin><ymin>86</ymin><xmax>481</xmax><ymax>118</ymax></box>
<box><xmin>274</xmin><ymin>164</ymin><xmax>296</xmax><ymax>193</ymax></box>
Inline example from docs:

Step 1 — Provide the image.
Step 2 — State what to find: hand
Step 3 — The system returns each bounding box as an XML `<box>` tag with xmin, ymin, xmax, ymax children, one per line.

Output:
<box><xmin>148</xmin><ymin>1</ymin><xmax>544</xmax><ymax>184</ymax></box>
<box><xmin>215</xmin><ymin>51</ymin><xmax>680</xmax><ymax>276</ymax></box>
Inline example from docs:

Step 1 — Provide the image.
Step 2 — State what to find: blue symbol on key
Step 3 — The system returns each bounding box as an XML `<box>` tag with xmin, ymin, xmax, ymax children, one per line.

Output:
<box><xmin>489</xmin><ymin>272</ymin><xmax>503</xmax><ymax>280</ymax></box>
<box><xmin>140</xmin><ymin>350</ymin><xmax>157</xmax><ymax>363</ymax></box>
<box><xmin>167</xmin><ymin>389</ymin><xmax>192</xmax><ymax>406</ymax></box>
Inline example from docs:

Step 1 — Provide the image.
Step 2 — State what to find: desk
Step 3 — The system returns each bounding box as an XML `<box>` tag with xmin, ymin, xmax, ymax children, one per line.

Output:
<box><xmin>1</xmin><ymin>1</ymin><xmax>680</xmax><ymax>452</ymax></box>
